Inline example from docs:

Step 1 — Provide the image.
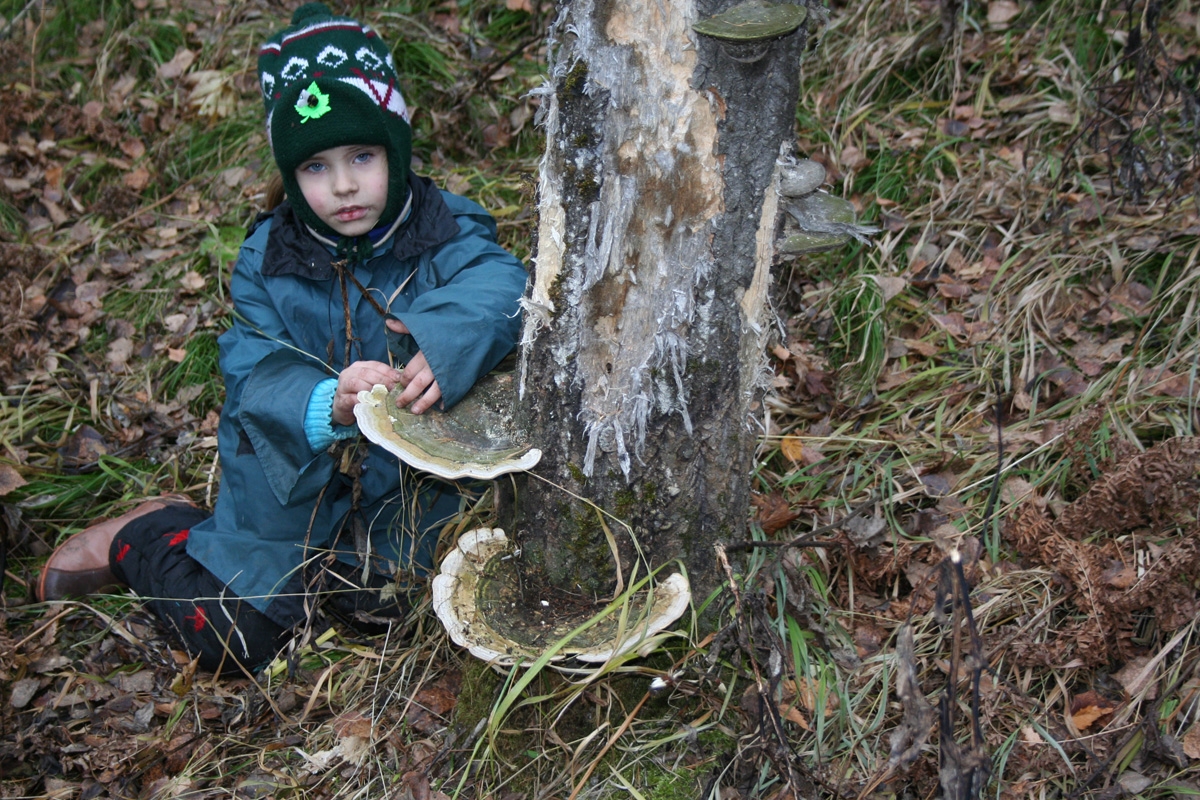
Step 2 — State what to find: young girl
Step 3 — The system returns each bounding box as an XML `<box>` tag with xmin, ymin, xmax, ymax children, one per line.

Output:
<box><xmin>36</xmin><ymin>3</ymin><xmax>528</xmax><ymax>674</ymax></box>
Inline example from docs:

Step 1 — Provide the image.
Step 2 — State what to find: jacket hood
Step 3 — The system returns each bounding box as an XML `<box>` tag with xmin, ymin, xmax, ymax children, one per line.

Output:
<box><xmin>260</xmin><ymin>173</ymin><xmax>460</xmax><ymax>280</ymax></box>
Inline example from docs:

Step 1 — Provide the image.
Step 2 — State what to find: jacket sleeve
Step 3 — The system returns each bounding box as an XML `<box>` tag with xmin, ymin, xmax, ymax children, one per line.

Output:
<box><xmin>219</xmin><ymin>222</ymin><xmax>339</xmax><ymax>506</ymax></box>
<box><xmin>394</xmin><ymin>197</ymin><xmax>528</xmax><ymax>409</ymax></box>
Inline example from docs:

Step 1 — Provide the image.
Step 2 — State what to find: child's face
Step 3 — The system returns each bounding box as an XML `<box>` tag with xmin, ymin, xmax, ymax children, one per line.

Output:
<box><xmin>294</xmin><ymin>145</ymin><xmax>389</xmax><ymax>237</ymax></box>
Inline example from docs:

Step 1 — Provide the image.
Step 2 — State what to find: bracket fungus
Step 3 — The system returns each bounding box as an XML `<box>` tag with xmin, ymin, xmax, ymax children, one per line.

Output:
<box><xmin>779</xmin><ymin>158</ymin><xmax>826</xmax><ymax>197</ymax></box>
<box><xmin>357</xmin><ymin>372</ymin><xmax>688</xmax><ymax>667</ymax></box>
<box><xmin>777</xmin><ymin>189</ymin><xmax>883</xmax><ymax>255</ymax></box>
<box><xmin>692</xmin><ymin>0</ymin><xmax>808</xmax><ymax>63</ymax></box>
<box><xmin>354</xmin><ymin>369</ymin><xmax>541</xmax><ymax>481</ymax></box>
<box><xmin>432</xmin><ymin>528</ymin><xmax>691</xmax><ymax>668</ymax></box>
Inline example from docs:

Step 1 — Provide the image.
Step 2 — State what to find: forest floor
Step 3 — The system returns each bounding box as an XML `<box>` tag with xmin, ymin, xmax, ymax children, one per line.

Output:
<box><xmin>2</xmin><ymin>0</ymin><xmax>1199</xmax><ymax>798</ymax></box>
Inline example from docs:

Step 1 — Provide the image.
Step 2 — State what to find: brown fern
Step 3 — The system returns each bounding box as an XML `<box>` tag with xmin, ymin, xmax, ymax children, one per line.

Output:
<box><xmin>1055</xmin><ymin>437</ymin><xmax>1200</xmax><ymax>539</ymax></box>
<box><xmin>1002</xmin><ymin>436</ymin><xmax>1200</xmax><ymax>667</ymax></box>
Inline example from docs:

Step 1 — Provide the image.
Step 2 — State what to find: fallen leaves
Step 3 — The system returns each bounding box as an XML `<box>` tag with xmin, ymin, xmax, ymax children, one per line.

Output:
<box><xmin>0</xmin><ymin>465</ymin><xmax>27</xmax><ymax>495</ymax></box>
<box><xmin>1068</xmin><ymin>690</ymin><xmax>1119</xmax><ymax>733</ymax></box>
<box><xmin>751</xmin><ymin>491</ymin><xmax>801</xmax><ymax>535</ymax></box>
<box><xmin>157</xmin><ymin>48</ymin><xmax>196</xmax><ymax>80</ymax></box>
<box><xmin>987</xmin><ymin>0</ymin><xmax>1021</xmax><ymax>28</ymax></box>
<box><xmin>405</xmin><ymin>670</ymin><xmax>461</xmax><ymax>735</ymax></box>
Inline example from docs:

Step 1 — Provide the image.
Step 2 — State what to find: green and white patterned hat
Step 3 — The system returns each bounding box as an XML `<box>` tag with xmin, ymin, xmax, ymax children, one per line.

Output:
<box><xmin>258</xmin><ymin>3</ymin><xmax>413</xmax><ymax>238</ymax></box>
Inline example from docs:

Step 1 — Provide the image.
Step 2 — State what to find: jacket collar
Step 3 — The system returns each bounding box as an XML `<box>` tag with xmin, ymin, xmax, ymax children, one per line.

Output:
<box><xmin>260</xmin><ymin>174</ymin><xmax>461</xmax><ymax>280</ymax></box>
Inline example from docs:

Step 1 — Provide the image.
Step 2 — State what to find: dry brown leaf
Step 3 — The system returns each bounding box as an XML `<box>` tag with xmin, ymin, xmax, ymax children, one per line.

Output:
<box><xmin>1182</xmin><ymin>723</ymin><xmax>1200</xmax><ymax>760</ymax></box>
<box><xmin>124</xmin><ymin>166</ymin><xmax>151</xmax><ymax>191</ymax></box>
<box><xmin>120</xmin><ymin>138</ymin><xmax>146</xmax><ymax>160</ymax></box>
<box><xmin>839</xmin><ymin>145</ymin><xmax>870</xmax><ymax>171</ymax></box>
<box><xmin>186</xmin><ymin>70</ymin><xmax>240</xmax><ymax>119</ymax></box>
<box><xmin>751</xmin><ymin>492</ymin><xmax>800</xmax><ymax>535</ymax></box>
<box><xmin>180</xmin><ymin>272</ymin><xmax>206</xmax><ymax>292</ymax></box>
<box><xmin>1113</xmin><ymin>655</ymin><xmax>1156</xmax><ymax>699</ymax></box>
<box><xmin>1069</xmin><ymin>691</ymin><xmax>1119</xmax><ymax>731</ymax></box>
<box><xmin>406</xmin><ymin>686</ymin><xmax>457</xmax><ymax>735</ymax></box>
<box><xmin>1149</xmin><ymin>370</ymin><xmax>1195</xmax><ymax>398</ymax></box>
<box><xmin>780</xmin><ymin>435</ymin><xmax>805</xmax><ymax>463</ymax></box>
<box><xmin>902</xmin><ymin>338</ymin><xmax>940</xmax><ymax>357</ymax></box>
<box><xmin>930</xmin><ymin>313</ymin><xmax>968</xmax><ymax>339</ymax></box>
<box><xmin>1100</xmin><ymin>562</ymin><xmax>1136</xmax><ymax>588</ymax></box>
<box><xmin>163</xmin><ymin>313</ymin><xmax>190</xmax><ymax>334</ymax></box>
<box><xmin>997</xmin><ymin>145</ymin><xmax>1025</xmax><ymax>169</ymax></box>
<box><xmin>873</xmin><ymin>275</ymin><xmax>907</xmax><ymax>302</ymax></box>
<box><xmin>0</xmin><ymin>463</ymin><xmax>27</xmax><ymax>496</ymax></box>
<box><xmin>158</xmin><ymin>48</ymin><xmax>196</xmax><ymax>79</ymax></box>
<box><xmin>854</xmin><ymin>620</ymin><xmax>887</xmax><ymax>658</ymax></box>
<box><xmin>107</xmin><ymin>337</ymin><xmax>133</xmax><ymax>368</ymax></box>
<box><xmin>58</xmin><ymin>425</ymin><xmax>109</xmax><ymax>465</ymax></box>
<box><xmin>987</xmin><ymin>0</ymin><xmax>1021</xmax><ymax>27</ymax></box>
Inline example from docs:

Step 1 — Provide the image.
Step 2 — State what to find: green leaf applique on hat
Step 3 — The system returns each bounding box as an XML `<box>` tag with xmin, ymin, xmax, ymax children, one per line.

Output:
<box><xmin>295</xmin><ymin>81</ymin><xmax>331</xmax><ymax>123</ymax></box>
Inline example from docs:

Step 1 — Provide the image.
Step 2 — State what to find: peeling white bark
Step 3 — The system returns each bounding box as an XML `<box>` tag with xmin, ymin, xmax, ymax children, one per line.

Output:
<box><xmin>511</xmin><ymin>0</ymin><xmax>807</xmax><ymax>600</ymax></box>
<box><xmin>520</xmin><ymin>0</ymin><xmax>725</xmax><ymax>478</ymax></box>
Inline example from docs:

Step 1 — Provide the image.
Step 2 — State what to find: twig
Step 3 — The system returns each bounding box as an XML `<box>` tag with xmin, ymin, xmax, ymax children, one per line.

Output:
<box><xmin>10</xmin><ymin>606</ymin><xmax>74</xmax><ymax>651</ymax></box>
<box><xmin>566</xmin><ymin>691</ymin><xmax>650</xmax><ymax>800</ymax></box>
<box><xmin>453</xmin><ymin>32</ymin><xmax>544</xmax><ymax>110</ymax></box>
<box><xmin>0</xmin><ymin>0</ymin><xmax>40</xmax><ymax>40</ymax></box>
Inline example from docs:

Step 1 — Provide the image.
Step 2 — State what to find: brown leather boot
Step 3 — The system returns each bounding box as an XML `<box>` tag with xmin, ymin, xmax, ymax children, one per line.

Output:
<box><xmin>37</xmin><ymin>495</ymin><xmax>196</xmax><ymax>602</ymax></box>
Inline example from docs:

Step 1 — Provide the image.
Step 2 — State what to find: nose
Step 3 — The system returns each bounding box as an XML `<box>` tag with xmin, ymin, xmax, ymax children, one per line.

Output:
<box><xmin>331</xmin><ymin>164</ymin><xmax>357</xmax><ymax>196</ymax></box>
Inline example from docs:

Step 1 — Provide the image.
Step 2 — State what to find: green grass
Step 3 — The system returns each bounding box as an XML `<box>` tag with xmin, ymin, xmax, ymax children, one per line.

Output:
<box><xmin>0</xmin><ymin>193</ymin><xmax>22</xmax><ymax>237</ymax></box>
<box><xmin>159</xmin><ymin>331</ymin><xmax>222</xmax><ymax>417</ymax></box>
<box><xmin>827</xmin><ymin>275</ymin><xmax>887</xmax><ymax>399</ymax></box>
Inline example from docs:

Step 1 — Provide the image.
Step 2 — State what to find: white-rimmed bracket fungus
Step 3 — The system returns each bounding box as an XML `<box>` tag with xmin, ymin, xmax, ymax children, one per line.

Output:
<box><xmin>431</xmin><ymin>528</ymin><xmax>691</xmax><ymax>668</ymax></box>
<box><xmin>692</xmin><ymin>0</ymin><xmax>808</xmax><ymax>63</ymax></box>
<box><xmin>354</xmin><ymin>369</ymin><xmax>541</xmax><ymax>481</ymax></box>
<box><xmin>356</xmin><ymin>372</ymin><xmax>690</xmax><ymax>668</ymax></box>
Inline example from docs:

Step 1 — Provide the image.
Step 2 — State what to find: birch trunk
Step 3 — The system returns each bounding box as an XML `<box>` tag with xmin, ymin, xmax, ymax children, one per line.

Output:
<box><xmin>506</xmin><ymin>0</ymin><xmax>808</xmax><ymax>617</ymax></box>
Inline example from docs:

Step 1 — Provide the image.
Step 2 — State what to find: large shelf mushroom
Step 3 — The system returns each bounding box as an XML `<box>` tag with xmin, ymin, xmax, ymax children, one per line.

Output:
<box><xmin>355</xmin><ymin>370</ymin><xmax>542</xmax><ymax>480</ymax></box>
<box><xmin>431</xmin><ymin>528</ymin><xmax>691</xmax><ymax>667</ymax></box>
<box><xmin>355</xmin><ymin>370</ymin><xmax>690</xmax><ymax>668</ymax></box>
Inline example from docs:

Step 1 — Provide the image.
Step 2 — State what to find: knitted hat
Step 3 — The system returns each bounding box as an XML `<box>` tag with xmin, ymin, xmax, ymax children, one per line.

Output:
<box><xmin>258</xmin><ymin>3</ymin><xmax>412</xmax><ymax>239</ymax></box>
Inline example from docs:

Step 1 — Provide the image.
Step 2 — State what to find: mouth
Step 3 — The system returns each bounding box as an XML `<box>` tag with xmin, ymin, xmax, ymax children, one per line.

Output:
<box><xmin>335</xmin><ymin>206</ymin><xmax>368</xmax><ymax>222</ymax></box>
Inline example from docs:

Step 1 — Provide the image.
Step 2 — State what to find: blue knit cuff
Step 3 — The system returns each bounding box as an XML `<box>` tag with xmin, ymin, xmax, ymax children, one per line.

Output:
<box><xmin>304</xmin><ymin>378</ymin><xmax>358</xmax><ymax>452</ymax></box>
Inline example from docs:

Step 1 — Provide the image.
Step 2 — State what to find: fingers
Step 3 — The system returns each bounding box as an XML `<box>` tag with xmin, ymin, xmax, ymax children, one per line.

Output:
<box><xmin>395</xmin><ymin>353</ymin><xmax>442</xmax><ymax>414</ymax></box>
<box><xmin>341</xmin><ymin>361</ymin><xmax>403</xmax><ymax>393</ymax></box>
<box><xmin>385</xmin><ymin>317</ymin><xmax>410</xmax><ymax>334</ymax></box>
<box><xmin>331</xmin><ymin>361</ymin><xmax>403</xmax><ymax>426</ymax></box>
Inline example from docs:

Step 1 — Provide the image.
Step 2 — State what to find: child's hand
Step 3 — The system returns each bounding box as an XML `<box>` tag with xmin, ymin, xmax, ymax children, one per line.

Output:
<box><xmin>386</xmin><ymin>318</ymin><xmax>443</xmax><ymax>415</ymax></box>
<box><xmin>395</xmin><ymin>353</ymin><xmax>442</xmax><ymax>414</ymax></box>
<box><xmin>333</xmin><ymin>360</ymin><xmax>403</xmax><ymax>426</ymax></box>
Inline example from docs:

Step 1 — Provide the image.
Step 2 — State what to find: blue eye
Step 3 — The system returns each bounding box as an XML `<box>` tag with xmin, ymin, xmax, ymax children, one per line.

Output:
<box><xmin>302</xmin><ymin>162</ymin><xmax>326</xmax><ymax>173</ymax></box>
<box><xmin>353</xmin><ymin>151</ymin><xmax>374</xmax><ymax>164</ymax></box>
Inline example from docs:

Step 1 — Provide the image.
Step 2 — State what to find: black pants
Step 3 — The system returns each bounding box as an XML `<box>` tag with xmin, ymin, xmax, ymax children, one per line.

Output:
<box><xmin>109</xmin><ymin>506</ymin><xmax>410</xmax><ymax>675</ymax></box>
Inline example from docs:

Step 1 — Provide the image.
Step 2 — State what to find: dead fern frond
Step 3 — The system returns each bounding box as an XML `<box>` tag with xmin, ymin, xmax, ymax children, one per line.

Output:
<box><xmin>1003</xmin><ymin>436</ymin><xmax>1200</xmax><ymax>666</ymax></box>
<box><xmin>1055</xmin><ymin>436</ymin><xmax>1200</xmax><ymax>539</ymax></box>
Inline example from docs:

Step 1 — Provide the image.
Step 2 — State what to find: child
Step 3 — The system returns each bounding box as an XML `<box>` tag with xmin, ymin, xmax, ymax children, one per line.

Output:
<box><xmin>36</xmin><ymin>3</ymin><xmax>528</xmax><ymax>675</ymax></box>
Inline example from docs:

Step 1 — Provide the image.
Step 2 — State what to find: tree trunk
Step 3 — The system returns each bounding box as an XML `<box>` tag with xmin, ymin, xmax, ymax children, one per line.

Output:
<box><xmin>505</xmin><ymin>0</ymin><xmax>808</xmax><ymax>625</ymax></box>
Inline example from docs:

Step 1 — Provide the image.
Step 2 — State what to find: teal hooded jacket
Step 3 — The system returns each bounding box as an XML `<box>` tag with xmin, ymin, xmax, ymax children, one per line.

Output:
<box><xmin>183</xmin><ymin>175</ymin><xmax>527</xmax><ymax>628</ymax></box>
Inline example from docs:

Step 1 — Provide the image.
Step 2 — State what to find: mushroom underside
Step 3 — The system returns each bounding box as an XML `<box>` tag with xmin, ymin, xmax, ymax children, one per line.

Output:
<box><xmin>432</xmin><ymin>528</ymin><xmax>691</xmax><ymax>667</ymax></box>
<box><xmin>354</xmin><ymin>370</ymin><xmax>542</xmax><ymax>480</ymax></box>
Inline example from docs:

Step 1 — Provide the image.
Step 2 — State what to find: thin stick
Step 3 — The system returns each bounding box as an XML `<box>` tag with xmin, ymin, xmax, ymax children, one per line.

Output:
<box><xmin>566</xmin><ymin>691</ymin><xmax>650</xmax><ymax>800</ymax></box>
